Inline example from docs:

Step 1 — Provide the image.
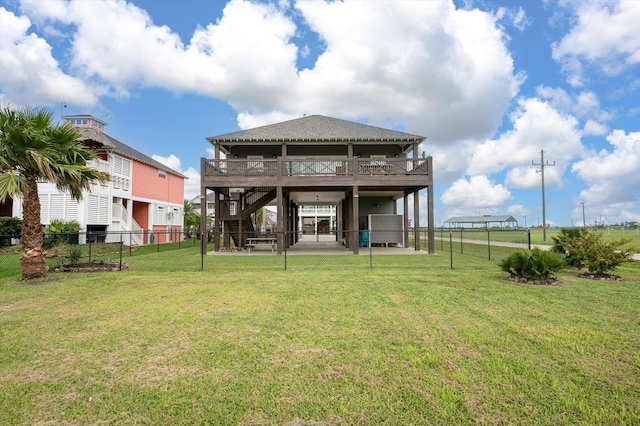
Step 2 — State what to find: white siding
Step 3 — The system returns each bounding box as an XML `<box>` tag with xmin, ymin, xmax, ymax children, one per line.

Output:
<box><xmin>38</xmin><ymin>193</ymin><xmax>80</xmax><ymax>224</ymax></box>
<box><xmin>88</xmin><ymin>194</ymin><xmax>109</xmax><ymax>225</ymax></box>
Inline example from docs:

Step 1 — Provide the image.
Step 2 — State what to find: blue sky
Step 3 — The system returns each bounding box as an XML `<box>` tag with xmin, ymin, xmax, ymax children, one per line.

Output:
<box><xmin>1</xmin><ymin>0</ymin><xmax>639</xmax><ymax>227</ymax></box>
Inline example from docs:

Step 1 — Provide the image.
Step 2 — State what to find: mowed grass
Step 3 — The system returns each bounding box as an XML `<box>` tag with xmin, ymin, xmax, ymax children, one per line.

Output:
<box><xmin>0</xmin><ymin>256</ymin><xmax>639</xmax><ymax>425</ymax></box>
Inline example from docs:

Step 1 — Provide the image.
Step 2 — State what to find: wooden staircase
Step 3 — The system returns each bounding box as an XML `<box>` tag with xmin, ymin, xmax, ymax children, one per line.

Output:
<box><xmin>219</xmin><ymin>187</ymin><xmax>276</xmax><ymax>248</ymax></box>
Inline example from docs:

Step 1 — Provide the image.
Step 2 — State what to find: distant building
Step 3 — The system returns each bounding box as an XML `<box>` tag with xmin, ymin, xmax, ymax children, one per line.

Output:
<box><xmin>444</xmin><ymin>215</ymin><xmax>518</xmax><ymax>228</ymax></box>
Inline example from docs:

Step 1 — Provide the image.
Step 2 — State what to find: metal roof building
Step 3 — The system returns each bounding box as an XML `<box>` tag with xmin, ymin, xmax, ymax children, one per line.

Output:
<box><xmin>444</xmin><ymin>215</ymin><xmax>518</xmax><ymax>228</ymax></box>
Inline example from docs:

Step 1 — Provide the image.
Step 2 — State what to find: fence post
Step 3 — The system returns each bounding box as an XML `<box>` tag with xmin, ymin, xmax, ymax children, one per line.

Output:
<box><xmin>369</xmin><ymin>231</ymin><xmax>373</xmax><ymax>269</ymax></box>
<box><xmin>201</xmin><ymin>232</ymin><xmax>204</xmax><ymax>271</ymax></box>
<box><xmin>88</xmin><ymin>235</ymin><xmax>92</xmax><ymax>263</ymax></box>
<box><xmin>119</xmin><ymin>236</ymin><xmax>123</xmax><ymax>271</ymax></box>
<box><xmin>284</xmin><ymin>239</ymin><xmax>287</xmax><ymax>271</ymax></box>
<box><xmin>129</xmin><ymin>232</ymin><xmax>132</xmax><ymax>256</ymax></box>
<box><xmin>449</xmin><ymin>230</ymin><xmax>453</xmax><ymax>269</ymax></box>
<box><xmin>528</xmin><ymin>228</ymin><xmax>531</xmax><ymax>251</ymax></box>
<box><xmin>487</xmin><ymin>227</ymin><xmax>491</xmax><ymax>261</ymax></box>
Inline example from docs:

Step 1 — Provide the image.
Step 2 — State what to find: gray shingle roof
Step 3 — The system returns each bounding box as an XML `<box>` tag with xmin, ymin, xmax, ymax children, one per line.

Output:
<box><xmin>77</xmin><ymin>129</ymin><xmax>185</xmax><ymax>179</ymax></box>
<box><xmin>207</xmin><ymin>115</ymin><xmax>425</xmax><ymax>143</ymax></box>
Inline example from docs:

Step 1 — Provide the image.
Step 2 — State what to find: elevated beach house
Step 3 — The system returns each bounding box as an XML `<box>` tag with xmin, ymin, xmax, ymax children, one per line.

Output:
<box><xmin>201</xmin><ymin>115</ymin><xmax>434</xmax><ymax>254</ymax></box>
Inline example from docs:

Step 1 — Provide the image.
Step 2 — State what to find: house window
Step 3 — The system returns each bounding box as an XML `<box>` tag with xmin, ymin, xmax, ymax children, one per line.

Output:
<box><xmin>155</xmin><ymin>205</ymin><xmax>167</xmax><ymax>225</ymax></box>
<box><xmin>159</xmin><ymin>170</ymin><xmax>166</xmax><ymax>179</ymax></box>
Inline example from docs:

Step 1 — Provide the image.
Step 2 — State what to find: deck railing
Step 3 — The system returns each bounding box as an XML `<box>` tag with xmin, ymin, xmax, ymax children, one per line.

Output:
<box><xmin>203</xmin><ymin>158</ymin><xmax>430</xmax><ymax>178</ymax></box>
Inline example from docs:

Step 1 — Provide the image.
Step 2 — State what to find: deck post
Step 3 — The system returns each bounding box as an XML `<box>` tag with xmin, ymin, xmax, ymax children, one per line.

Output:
<box><xmin>427</xmin><ymin>156</ymin><xmax>435</xmax><ymax>254</ymax></box>
<box><xmin>352</xmin><ymin>186</ymin><xmax>359</xmax><ymax>254</ymax></box>
<box><xmin>276</xmin><ymin>186</ymin><xmax>283</xmax><ymax>254</ymax></box>
<box><xmin>414</xmin><ymin>189</ymin><xmax>420</xmax><ymax>251</ymax></box>
<box><xmin>403</xmin><ymin>192</ymin><xmax>409</xmax><ymax>248</ymax></box>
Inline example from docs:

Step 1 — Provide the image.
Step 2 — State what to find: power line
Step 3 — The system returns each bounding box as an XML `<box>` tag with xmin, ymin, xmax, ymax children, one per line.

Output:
<box><xmin>532</xmin><ymin>150</ymin><xmax>555</xmax><ymax>242</ymax></box>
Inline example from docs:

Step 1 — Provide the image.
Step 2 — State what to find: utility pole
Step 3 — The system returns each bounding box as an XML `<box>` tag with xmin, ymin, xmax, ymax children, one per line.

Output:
<box><xmin>532</xmin><ymin>150</ymin><xmax>555</xmax><ymax>242</ymax></box>
<box><xmin>580</xmin><ymin>202</ymin><xmax>585</xmax><ymax>228</ymax></box>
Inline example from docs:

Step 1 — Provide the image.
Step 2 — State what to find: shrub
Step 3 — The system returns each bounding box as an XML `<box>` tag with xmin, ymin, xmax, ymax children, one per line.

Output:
<box><xmin>551</xmin><ymin>227</ymin><xmax>586</xmax><ymax>268</ymax></box>
<box><xmin>67</xmin><ymin>245</ymin><xmax>83</xmax><ymax>266</ymax></box>
<box><xmin>500</xmin><ymin>248</ymin><xmax>565</xmax><ymax>281</ymax></box>
<box><xmin>551</xmin><ymin>227</ymin><xmax>637</xmax><ymax>276</ymax></box>
<box><xmin>44</xmin><ymin>219</ymin><xmax>80</xmax><ymax>248</ymax></box>
<box><xmin>0</xmin><ymin>217</ymin><xmax>22</xmax><ymax>247</ymax></box>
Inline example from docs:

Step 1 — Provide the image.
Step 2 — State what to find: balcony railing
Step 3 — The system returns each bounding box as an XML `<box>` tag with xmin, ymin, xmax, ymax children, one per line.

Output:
<box><xmin>203</xmin><ymin>158</ymin><xmax>430</xmax><ymax>178</ymax></box>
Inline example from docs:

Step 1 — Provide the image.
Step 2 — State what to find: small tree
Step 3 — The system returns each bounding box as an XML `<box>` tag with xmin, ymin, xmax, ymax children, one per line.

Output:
<box><xmin>551</xmin><ymin>227</ymin><xmax>586</xmax><ymax>268</ymax></box>
<box><xmin>552</xmin><ymin>227</ymin><xmax>637</xmax><ymax>276</ymax></box>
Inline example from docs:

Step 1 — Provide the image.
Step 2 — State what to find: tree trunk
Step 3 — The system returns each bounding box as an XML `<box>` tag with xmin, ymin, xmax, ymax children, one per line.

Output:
<box><xmin>21</xmin><ymin>176</ymin><xmax>47</xmax><ymax>279</ymax></box>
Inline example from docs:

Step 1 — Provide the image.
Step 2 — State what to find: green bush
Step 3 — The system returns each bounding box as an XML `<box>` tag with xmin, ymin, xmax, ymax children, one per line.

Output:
<box><xmin>551</xmin><ymin>227</ymin><xmax>637</xmax><ymax>276</ymax></box>
<box><xmin>0</xmin><ymin>217</ymin><xmax>22</xmax><ymax>247</ymax></box>
<box><xmin>67</xmin><ymin>245</ymin><xmax>83</xmax><ymax>266</ymax></box>
<box><xmin>500</xmin><ymin>248</ymin><xmax>565</xmax><ymax>281</ymax></box>
<box><xmin>551</xmin><ymin>227</ymin><xmax>586</xmax><ymax>268</ymax></box>
<box><xmin>44</xmin><ymin>219</ymin><xmax>80</xmax><ymax>248</ymax></box>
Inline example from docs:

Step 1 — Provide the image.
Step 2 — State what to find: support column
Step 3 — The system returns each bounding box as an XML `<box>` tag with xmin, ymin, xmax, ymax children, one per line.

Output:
<box><xmin>414</xmin><ymin>190</ymin><xmax>420</xmax><ymax>251</ymax></box>
<box><xmin>427</xmin><ymin>157</ymin><xmax>435</xmax><ymax>254</ymax></box>
<box><xmin>403</xmin><ymin>192</ymin><xmax>409</xmax><ymax>248</ymax></box>
<box><xmin>345</xmin><ymin>194</ymin><xmax>351</xmax><ymax>249</ymax></box>
<box><xmin>352</xmin><ymin>186</ymin><xmax>359</xmax><ymax>254</ymax></box>
<box><xmin>412</xmin><ymin>142</ymin><xmax>420</xmax><ymax>251</ymax></box>
<box><xmin>214</xmin><ymin>190</ymin><xmax>220</xmax><ymax>251</ymax></box>
<box><xmin>276</xmin><ymin>186</ymin><xmax>283</xmax><ymax>254</ymax></box>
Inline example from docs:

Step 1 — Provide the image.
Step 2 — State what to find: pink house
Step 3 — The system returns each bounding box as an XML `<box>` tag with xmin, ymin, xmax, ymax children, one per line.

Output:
<box><xmin>8</xmin><ymin>115</ymin><xmax>185</xmax><ymax>245</ymax></box>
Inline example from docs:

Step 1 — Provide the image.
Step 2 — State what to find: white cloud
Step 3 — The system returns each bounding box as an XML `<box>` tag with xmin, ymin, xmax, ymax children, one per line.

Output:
<box><xmin>290</xmin><ymin>0</ymin><xmax>521</xmax><ymax>143</ymax></box>
<box><xmin>583</xmin><ymin>120</ymin><xmax>609</xmax><ymax>136</ymax></box>
<box><xmin>6</xmin><ymin>0</ymin><xmax>299</xmax><ymax>105</ymax></box>
<box><xmin>467</xmin><ymin>97</ymin><xmax>582</xmax><ymax>188</ymax></box>
<box><xmin>0</xmin><ymin>7</ymin><xmax>98</xmax><ymax>107</ymax></box>
<box><xmin>536</xmin><ymin>86</ymin><xmax>612</xmax><ymax>122</ymax></box>
<box><xmin>13</xmin><ymin>0</ymin><xmax>520</xmax><ymax>143</ymax></box>
<box><xmin>440</xmin><ymin>175</ymin><xmax>511</xmax><ymax>210</ymax></box>
<box><xmin>573</xmin><ymin>130</ymin><xmax>640</xmax><ymax>184</ymax></box>
<box><xmin>2</xmin><ymin>0</ymin><xmax>522</xmax><ymax>183</ymax></box>
<box><xmin>572</xmin><ymin>130</ymin><xmax>640</xmax><ymax>222</ymax></box>
<box><xmin>152</xmin><ymin>154</ymin><xmax>201</xmax><ymax>200</ymax></box>
<box><xmin>507</xmin><ymin>204</ymin><xmax>531</xmax><ymax>217</ymax></box>
<box><xmin>552</xmin><ymin>0</ymin><xmax>640</xmax><ymax>86</ymax></box>
<box><xmin>495</xmin><ymin>6</ymin><xmax>531</xmax><ymax>31</ymax></box>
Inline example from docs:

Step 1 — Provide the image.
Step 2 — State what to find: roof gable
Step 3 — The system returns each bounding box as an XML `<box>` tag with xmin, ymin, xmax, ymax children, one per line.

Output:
<box><xmin>207</xmin><ymin>115</ymin><xmax>425</xmax><ymax>143</ymax></box>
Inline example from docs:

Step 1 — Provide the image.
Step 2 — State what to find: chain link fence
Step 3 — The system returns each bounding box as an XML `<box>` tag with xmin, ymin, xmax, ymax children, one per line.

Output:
<box><xmin>435</xmin><ymin>227</ymin><xmax>532</xmax><ymax>262</ymax></box>
<box><xmin>0</xmin><ymin>228</ymin><xmax>533</xmax><ymax>277</ymax></box>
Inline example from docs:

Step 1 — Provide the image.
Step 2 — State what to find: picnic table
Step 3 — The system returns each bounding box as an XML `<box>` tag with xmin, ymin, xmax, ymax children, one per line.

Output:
<box><xmin>246</xmin><ymin>237</ymin><xmax>277</xmax><ymax>252</ymax></box>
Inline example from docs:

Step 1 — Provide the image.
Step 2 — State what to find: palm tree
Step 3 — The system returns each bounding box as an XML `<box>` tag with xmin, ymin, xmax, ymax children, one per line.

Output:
<box><xmin>183</xmin><ymin>198</ymin><xmax>195</xmax><ymax>217</ymax></box>
<box><xmin>0</xmin><ymin>106</ymin><xmax>109</xmax><ymax>279</ymax></box>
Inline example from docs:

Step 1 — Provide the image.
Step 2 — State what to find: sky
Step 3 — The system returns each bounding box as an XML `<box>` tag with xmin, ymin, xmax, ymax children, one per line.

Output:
<box><xmin>1</xmin><ymin>0</ymin><xmax>639</xmax><ymax>227</ymax></box>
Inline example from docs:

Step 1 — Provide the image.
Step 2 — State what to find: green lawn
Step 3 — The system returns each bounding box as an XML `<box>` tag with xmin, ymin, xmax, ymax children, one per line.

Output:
<box><xmin>1</xmin><ymin>256</ymin><xmax>639</xmax><ymax>425</ymax></box>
